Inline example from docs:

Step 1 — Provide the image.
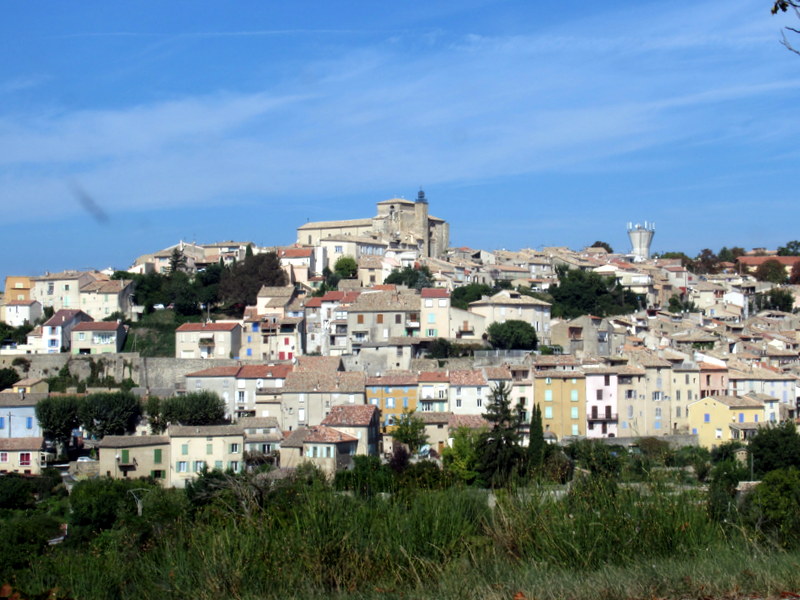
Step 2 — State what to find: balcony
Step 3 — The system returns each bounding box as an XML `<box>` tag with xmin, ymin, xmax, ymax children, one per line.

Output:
<box><xmin>588</xmin><ymin>412</ymin><xmax>618</xmax><ymax>422</ymax></box>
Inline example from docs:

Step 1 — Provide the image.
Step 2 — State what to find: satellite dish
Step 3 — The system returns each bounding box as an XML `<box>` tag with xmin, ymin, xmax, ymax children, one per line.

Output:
<box><xmin>256</xmin><ymin>379</ymin><xmax>264</xmax><ymax>389</ymax></box>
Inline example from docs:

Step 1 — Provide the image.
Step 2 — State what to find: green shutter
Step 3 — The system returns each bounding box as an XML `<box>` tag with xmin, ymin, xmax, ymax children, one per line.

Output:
<box><xmin>121</xmin><ymin>449</ymin><xmax>129</xmax><ymax>463</ymax></box>
<box><xmin>206</xmin><ymin>443</ymin><xmax>213</xmax><ymax>455</ymax></box>
<box><xmin>154</xmin><ymin>449</ymin><xmax>162</xmax><ymax>464</ymax></box>
<box><xmin>181</xmin><ymin>443</ymin><xmax>188</xmax><ymax>455</ymax></box>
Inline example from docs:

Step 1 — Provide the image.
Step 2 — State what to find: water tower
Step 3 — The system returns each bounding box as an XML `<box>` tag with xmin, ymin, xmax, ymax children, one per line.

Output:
<box><xmin>627</xmin><ymin>221</ymin><xmax>655</xmax><ymax>262</ymax></box>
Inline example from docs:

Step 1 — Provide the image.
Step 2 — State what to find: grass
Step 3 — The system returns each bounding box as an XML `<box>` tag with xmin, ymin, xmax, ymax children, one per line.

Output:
<box><xmin>10</xmin><ymin>476</ymin><xmax>800</xmax><ymax>600</ymax></box>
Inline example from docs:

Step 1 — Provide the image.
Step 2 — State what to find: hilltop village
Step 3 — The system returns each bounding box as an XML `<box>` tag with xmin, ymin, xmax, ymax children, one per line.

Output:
<box><xmin>2</xmin><ymin>191</ymin><xmax>800</xmax><ymax>485</ymax></box>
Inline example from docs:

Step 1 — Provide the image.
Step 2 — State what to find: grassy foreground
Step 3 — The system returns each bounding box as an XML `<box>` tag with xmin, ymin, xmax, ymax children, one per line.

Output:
<box><xmin>8</xmin><ymin>474</ymin><xmax>800</xmax><ymax>600</ymax></box>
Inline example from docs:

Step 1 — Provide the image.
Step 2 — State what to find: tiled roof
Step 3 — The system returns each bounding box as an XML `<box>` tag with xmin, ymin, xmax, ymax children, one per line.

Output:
<box><xmin>186</xmin><ymin>366</ymin><xmax>240</xmax><ymax>378</ymax></box>
<box><xmin>279</xmin><ymin>248</ymin><xmax>313</xmax><ymax>258</ymax></box>
<box><xmin>420</xmin><ymin>288</ymin><xmax>449</xmax><ymax>298</ymax></box>
<box><xmin>0</xmin><ymin>392</ymin><xmax>47</xmax><ymax>407</ymax></box>
<box><xmin>418</xmin><ymin>371</ymin><xmax>449</xmax><ymax>383</ymax></box>
<box><xmin>484</xmin><ymin>366</ymin><xmax>512</xmax><ymax>380</ymax></box>
<box><xmin>176</xmin><ymin>322</ymin><xmax>239</xmax><ymax>332</ymax></box>
<box><xmin>305</xmin><ymin>427</ymin><xmax>358</xmax><ymax>444</ymax></box>
<box><xmin>99</xmin><ymin>435</ymin><xmax>169</xmax><ymax>448</ymax></box>
<box><xmin>304</xmin><ymin>297</ymin><xmax>322</xmax><ymax>308</ymax></box>
<box><xmin>81</xmin><ymin>280</ymin><xmax>132</xmax><ymax>294</ymax></box>
<box><xmin>44</xmin><ymin>309</ymin><xmax>90</xmax><ymax>327</ymax></box>
<box><xmin>705</xmin><ymin>394</ymin><xmax>764</xmax><ymax>408</ymax></box>
<box><xmin>168</xmin><ymin>425</ymin><xmax>244</xmax><ymax>437</ymax></box>
<box><xmin>257</xmin><ymin>285</ymin><xmax>295</xmax><ymax>298</ymax></box>
<box><xmin>416</xmin><ymin>411</ymin><xmax>451</xmax><ymax>424</ymax></box>
<box><xmin>321</xmin><ymin>404</ymin><xmax>378</xmax><ymax>427</ymax></box>
<box><xmin>534</xmin><ymin>369</ymin><xmax>585</xmax><ymax>379</ymax></box>
<box><xmin>298</xmin><ymin>218</ymin><xmax>373</xmax><ymax>230</ymax></box>
<box><xmin>237</xmin><ymin>364</ymin><xmax>293</xmax><ymax>379</ymax></box>
<box><xmin>4</xmin><ymin>300</ymin><xmax>36</xmax><ymax>306</ymax></box>
<box><xmin>449</xmin><ymin>370</ymin><xmax>487</xmax><ymax>386</ymax></box>
<box><xmin>283</xmin><ymin>371</ymin><xmax>365</xmax><ymax>393</ymax></box>
<box><xmin>469</xmin><ymin>291</ymin><xmax>550</xmax><ymax>307</ymax></box>
<box><xmin>296</xmin><ymin>356</ymin><xmax>342</xmax><ymax>373</ymax></box>
<box><xmin>238</xmin><ymin>416</ymin><xmax>280</xmax><ymax>430</ymax></box>
<box><xmin>350</xmin><ymin>290</ymin><xmax>420</xmax><ymax>312</ymax></box>
<box><xmin>366</xmin><ymin>371</ymin><xmax>418</xmax><ymax>386</ymax></box>
<box><xmin>0</xmin><ymin>437</ymin><xmax>44</xmax><ymax>451</ymax></box>
<box><xmin>449</xmin><ymin>414</ymin><xmax>490</xmax><ymax>429</ymax></box>
<box><xmin>73</xmin><ymin>321</ymin><xmax>121</xmax><ymax>332</ymax></box>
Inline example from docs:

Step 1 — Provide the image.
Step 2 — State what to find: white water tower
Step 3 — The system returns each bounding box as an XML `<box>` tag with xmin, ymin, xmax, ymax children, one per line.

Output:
<box><xmin>627</xmin><ymin>221</ymin><xmax>655</xmax><ymax>262</ymax></box>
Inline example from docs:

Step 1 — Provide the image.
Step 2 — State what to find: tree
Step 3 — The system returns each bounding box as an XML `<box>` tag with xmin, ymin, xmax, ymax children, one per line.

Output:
<box><xmin>78</xmin><ymin>391</ymin><xmax>142</xmax><ymax>438</ymax></box>
<box><xmin>333</xmin><ymin>256</ymin><xmax>358</xmax><ymax>279</ymax></box>
<box><xmin>451</xmin><ymin>283</ymin><xmax>493</xmax><ymax>310</ymax></box>
<box><xmin>219</xmin><ymin>251</ymin><xmax>287</xmax><ymax>308</ymax></box>
<box><xmin>35</xmin><ymin>395</ymin><xmax>82</xmax><ymax>454</ymax></box>
<box><xmin>744</xmin><ymin>467</ymin><xmax>800</xmax><ymax>547</ymax></box>
<box><xmin>487</xmin><ymin>320</ymin><xmax>538</xmax><ymax>350</ymax></box>
<box><xmin>755</xmin><ymin>259</ymin><xmax>788</xmax><ymax>284</ymax></box>
<box><xmin>442</xmin><ymin>426</ymin><xmax>482</xmax><ymax>485</ymax></box>
<box><xmin>590</xmin><ymin>240</ymin><xmax>613</xmax><ymax>253</ymax></box>
<box><xmin>718</xmin><ymin>246</ymin><xmax>746</xmax><ymax>263</ymax></box>
<box><xmin>160</xmin><ymin>391</ymin><xmax>227</xmax><ymax>426</ymax></box>
<box><xmin>392</xmin><ymin>409</ymin><xmax>428</xmax><ymax>454</ymax></box>
<box><xmin>384</xmin><ymin>265</ymin><xmax>433</xmax><ymax>289</ymax></box>
<box><xmin>772</xmin><ymin>1</ymin><xmax>800</xmax><ymax>55</ymax></box>
<box><xmin>749</xmin><ymin>421</ymin><xmax>800</xmax><ymax>478</ymax></box>
<box><xmin>167</xmin><ymin>247</ymin><xmax>188</xmax><ymax>275</ymax></box>
<box><xmin>475</xmin><ymin>383</ymin><xmax>527</xmax><ymax>488</ymax></box>
<box><xmin>693</xmin><ymin>248</ymin><xmax>719</xmax><ymax>274</ymax></box>
<box><xmin>527</xmin><ymin>404</ymin><xmax>545</xmax><ymax>475</ymax></box>
<box><xmin>778</xmin><ymin>240</ymin><xmax>800</xmax><ymax>256</ymax></box>
<box><xmin>0</xmin><ymin>367</ymin><xmax>20</xmax><ymax>391</ymax></box>
<box><xmin>667</xmin><ymin>294</ymin><xmax>698</xmax><ymax>314</ymax></box>
<box><xmin>548</xmin><ymin>266</ymin><xmax>639</xmax><ymax>319</ymax></box>
<box><xmin>427</xmin><ymin>338</ymin><xmax>453</xmax><ymax>359</ymax></box>
<box><xmin>145</xmin><ymin>396</ymin><xmax>167</xmax><ymax>434</ymax></box>
<box><xmin>754</xmin><ymin>288</ymin><xmax>794</xmax><ymax>313</ymax></box>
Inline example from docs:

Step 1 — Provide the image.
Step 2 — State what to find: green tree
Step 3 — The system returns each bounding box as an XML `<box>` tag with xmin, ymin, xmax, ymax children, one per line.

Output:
<box><xmin>475</xmin><ymin>383</ymin><xmax>526</xmax><ymax>488</ymax></box>
<box><xmin>333</xmin><ymin>256</ymin><xmax>358</xmax><ymax>279</ymax></box>
<box><xmin>78</xmin><ymin>391</ymin><xmax>142</xmax><ymax>438</ymax></box>
<box><xmin>0</xmin><ymin>474</ymin><xmax>35</xmax><ymax>510</ymax></box>
<box><xmin>392</xmin><ymin>409</ymin><xmax>428</xmax><ymax>454</ymax></box>
<box><xmin>442</xmin><ymin>426</ymin><xmax>482</xmax><ymax>485</ymax></box>
<box><xmin>0</xmin><ymin>366</ymin><xmax>20</xmax><ymax>391</ymax></box>
<box><xmin>451</xmin><ymin>283</ymin><xmax>493</xmax><ymax>310</ymax></box>
<box><xmin>754</xmin><ymin>259</ymin><xmax>788</xmax><ymax>284</ymax></box>
<box><xmin>590</xmin><ymin>240</ymin><xmax>614</xmax><ymax>253</ymax></box>
<box><xmin>667</xmin><ymin>294</ymin><xmax>698</xmax><ymax>313</ymax></box>
<box><xmin>777</xmin><ymin>239</ymin><xmax>800</xmax><ymax>256</ymax></box>
<box><xmin>384</xmin><ymin>265</ymin><xmax>434</xmax><ymax>289</ymax></box>
<box><xmin>160</xmin><ymin>391</ymin><xmax>227</xmax><ymax>426</ymax></box>
<box><xmin>754</xmin><ymin>288</ymin><xmax>794</xmax><ymax>313</ymax></box>
<box><xmin>427</xmin><ymin>338</ymin><xmax>453</xmax><ymax>359</ymax></box>
<box><xmin>744</xmin><ymin>467</ymin><xmax>800</xmax><ymax>547</ymax></box>
<box><xmin>219</xmin><ymin>251</ymin><xmax>287</xmax><ymax>308</ymax></box>
<box><xmin>549</xmin><ymin>266</ymin><xmax>639</xmax><ymax>319</ymax></box>
<box><xmin>657</xmin><ymin>251</ymin><xmax>694</xmax><ymax>267</ymax></box>
<box><xmin>35</xmin><ymin>395</ymin><xmax>82</xmax><ymax>454</ymax></box>
<box><xmin>487</xmin><ymin>320</ymin><xmax>538</xmax><ymax>350</ymax></box>
<box><xmin>749</xmin><ymin>421</ymin><xmax>800</xmax><ymax>477</ymax></box>
<box><xmin>68</xmin><ymin>477</ymin><xmax>158</xmax><ymax>542</ymax></box>
<box><xmin>527</xmin><ymin>404</ymin><xmax>545</xmax><ymax>475</ymax></box>
<box><xmin>693</xmin><ymin>248</ymin><xmax>719</xmax><ymax>274</ymax></box>
<box><xmin>708</xmin><ymin>459</ymin><xmax>748</xmax><ymax>522</ymax></box>
<box><xmin>168</xmin><ymin>247</ymin><xmax>188</xmax><ymax>274</ymax></box>
<box><xmin>144</xmin><ymin>396</ymin><xmax>167</xmax><ymax>434</ymax></box>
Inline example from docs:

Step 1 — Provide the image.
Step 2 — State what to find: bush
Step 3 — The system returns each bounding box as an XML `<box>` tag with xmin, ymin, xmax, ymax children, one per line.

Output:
<box><xmin>744</xmin><ymin>467</ymin><xmax>800</xmax><ymax>548</ymax></box>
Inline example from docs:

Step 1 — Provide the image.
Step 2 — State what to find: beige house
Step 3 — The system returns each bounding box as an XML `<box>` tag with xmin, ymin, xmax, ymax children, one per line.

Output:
<box><xmin>3</xmin><ymin>300</ymin><xmax>42</xmax><ymax>327</ymax></box>
<box><xmin>0</xmin><ymin>437</ymin><xmax>47</xmax><ymax>475</ymax></box>
<box><xmin>31</xmin><ymin>270</ymin><xmax>98</xmax><ymax>311</ymax></box>
<box><xmin>348</xmin><ymin>289</ymin><xmax>421</xmax><ymax>350</ymax></box>
<box><xmin>280</xmin><ymin>370</ymin><xmax>366</xmax><ymax>432</ymax></box>
<box><xmin>319</xmin><ymin>404</ymin><xmax>380</xmax><ymax>456</ymax></box>
<box><xmin>79</xmin><ymin>279</ymin><xmax>136</xmax><ymax>321</ymax></box>
<box><xmin>36</xmin><ymin>309</ymin><xmax>93</xmax><ymax>353</ymax></box>
<box><xmin>97</xmin><ymin>435</ymin><xmax>171</xmax><ymax>483</ymax></box>
<box><xmin>71</xmin><ymin>321</ymin><xmax>127</xmax><ymax>354</ymax></box>
<box><xmin>688</xmin><ymin>394</ymin><xmax>765</xmax><ymax>449</ymax></box>
<box><xmin>469</xmin><ymin>289</ymin><xmax>551</xmax><ymax>345</ymax></box>
<box><xmin>168</xmin><ymin>425</ymin><xmax>245</xmax><ymax>488</ymax></box>
<box><xmin>280</xmin><ymin>426</ymin><xmax>359</xmax><ymax>476</ymax></box>
<box><xmin>175</xmin><ymin>322</ymin><xmax>242</xmax><ymax>359</ymax></box>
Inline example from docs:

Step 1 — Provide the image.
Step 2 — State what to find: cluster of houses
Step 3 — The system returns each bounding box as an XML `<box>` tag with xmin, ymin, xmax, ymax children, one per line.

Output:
<box><xmin>2</xmin><ymin>195</ymin><xmax>800</xmax><ymax>485</ymax></box>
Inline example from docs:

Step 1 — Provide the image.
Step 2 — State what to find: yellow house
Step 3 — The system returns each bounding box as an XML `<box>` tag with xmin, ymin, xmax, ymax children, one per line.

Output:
<box><xmin>366</xmin><ymin>371</ymin><xmax>419</xmax><ymax>443</ymax></box>
<box><xmin>534</xmin><ymin>370</ymin><xmax>586</xmax><ymax>441</ymax></box>
<box><xmin>688</xmin><ymin>394</ymin><xmax>765</xmax><ymax>449</ymax></box>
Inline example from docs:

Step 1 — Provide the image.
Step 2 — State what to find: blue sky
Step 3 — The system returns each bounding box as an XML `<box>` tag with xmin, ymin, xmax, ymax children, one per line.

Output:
<box><xmin>1</xmin><ymin>0</ymin><xmax>799</xmax><ymax>285</ymax></box>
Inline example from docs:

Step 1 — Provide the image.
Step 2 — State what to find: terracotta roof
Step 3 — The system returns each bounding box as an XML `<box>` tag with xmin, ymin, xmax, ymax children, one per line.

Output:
<box><xmin>73</xmin><ymin>321</ymin><xmax>121</xmax><ymax>332</ymax></box>
<box><xmin>304</xmin><ymin>297</ymin><xmax>322</xmax><ymax>308</ymax></box>
<box><xmin>534</xmin><ymin>369</ymin><xmax>585</xmax><ymax>379</ymax></box>
<box><xmin>484</xmin><ymin>366</ymin><xmax>512</xmax><ymax>380</ymax></box>
<box><xmin>0</xmin><ymin>437</ymin><xmax>44</xmax><ymax>451</ymax></box>
<box><xmin>449</xmin><ymin>414</ymin><xmax>490</xmax><ymax>429</ymax></box>
<box><xmin>168</xmin><ymin>425</ymin><xmax>243</xmax><ymax>437</ymax></box>
<box><xmin>737</xmin><ymin>256</ymin><xmax>800</xmax><ymax>267</ymax></box>
<box><xmin>238</xmin><ymin>417</ymin><xmax>280</xmax><ymax>430</ymax></box>
<box><xmin>321</xmin><ymin>404</ymin><xmax>378</xmax><ymax>427</ymax></box>
<box><xmin>176</xmin><ymin>322</ymin><xmax>239</xmax><ymax>332</ymax></box>
<box><xmin>99</xmin><ymin>435</ymin><xmax>169</xmax><ymax>448</ymax></box>
<box><xmin>296</xmin><ymin>356</ymin><xmax>343</xmax><ymax>373</ymax></box>
<box><xmin>420</xmin><ymin>288</ymin><xmax>450</xmax><ymax>298</ymax></box>
<box><xmin>279</xmin><ymin>248</ymin><xmax>313</xmax><ymax>258</ymax></box>
<box><xmin>44</xmin><ymin>309</ymin><xmax>90</xmax><ymax>327</ymax></box>
<box><xmin>283</xmin><ymin>371</ymin><xmax>365</xmax><ymax>393</ymax></box>
<box><xmin>237</xmin><ymin>364</ymin><xmax>293</xmax><ymax>379</ymax></box>
<box><xmin>4</xmin><ymin>300</ymin><xmax>37</xmax><ymax>306</ymax></box>
<box><xmin>698</xmin><ymin>362</ymin><xmax>727</xmax><ymax>371</ymax></box>
<box><xmin>366</xmin><ymin>371</ymin><xmax>418</xmax><ymax>386</ymax></box>
<box><xmin>350</xmin><ymin>290</ymin><xmax>420</xmax><ymax>312</ymax></box>
<box><xmin>418</xmin><ymin>371</ymin><xmax>449</xmax><ymax>383</ymax></box>
<box><xmin>417</xmin><ymin>411</ymin><xmax>451</xmax><ymax>424</ymax></box>
<box><xmin>13</xmin><ymin>378</ymin><xmax>45</xmax><ymax>388</ymax></box>
<box><xmin>704</xmin><ymin>394</ymin><xmax>764</xmax><ymax>408</ymax></box>
<box><xmin>186</xmin><ymin>366</ymin><xmax>240</xmax><ymax>378</ymax></box>
<box><xmin>305</xmin><ymin>427</ymin><xmax>358</xmax><ymax>444</ymax></box>
<box><xmin>449</xmin><ymin>370</ymin><xmax>487</xmax><ymax>386</ymax></box>
<box><xmin>81</xmin><ymin>279</ymin><xmax>132</xmax><ymax>294</ymax></box>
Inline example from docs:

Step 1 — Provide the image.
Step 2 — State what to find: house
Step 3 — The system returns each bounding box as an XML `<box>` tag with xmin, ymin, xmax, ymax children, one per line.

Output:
<box><xmin>279</xmin><ymin>426</ymin><xmax>359</xmax><ymax>476</ymax></box>
<box><xmin>468</xmin><ymin>289</ymin><xmax>551</xmax><ymax>345</ymax></box>
<box><xmin>37</xmin><ymin>309</ymin><xmax>93</xmax><ymax>353</ymax></box>
<box><xmin>2</xmin><ymin>300</ymin><xmax>42</xmax><ymax>327</ymax></box>
<box><xmin>79</xmin><ymin>279</ymin><xmax>136</xmax><ymax>321</ymax></box>
<box><xmin>534</xmin><ymin>370</ymin><xmax>586</xmax><ymax>441</ymax></box>
<box><xmin>71</xmin><ymin>321</ymin><xmax>127</xmax><ymax>354</ymax></box>
<box><xmin>10</xmin><ymin>378</ymin><xmax>49</xmax><ymax>395</ymax></box>
<box><xmin>175</xmin><ymin>321</ymin><xmax>242</xmax><ymax>359</ymax></box>
<box><xmin>31</xmin><ymin>270</ymin><xmax>99</xmax><ymax>311</ymax></box>
<box><xmin>278</xmin><ymin>247</ymin><xmax>317</xmax><ymax>285</ymax></box>
<box><xmin>0</xmin><ymin>437</ymin><xmax>47</xmax><ymax>475</ymax></box>
<box><xmin>0</xmin><ymin>392</ymin><xmax>44</xmax><ymax>437</ymax></box>
<box><xmin>418</xmin><ymin>371</ymin><xmax>450</xmax><ymax>413</ymax></box>
<box><xmin>688</xmin><ymin>394</ymin><xmax>765</xmax><ymax>448</ymax></box>
<box><xmin>280</xmin><ymin>370</ymin><xmax>366</xmax><ymax>431</ymax></box>
<box><xmin>3</xmin><ymin>276</ymin><xmax>33</xmax><ymax>303</ymax></box>
<box><xmin>550</xmin><ymin>315</ymin><xmax>624</xmax><ymax>357</ymax></box>
<box><xmin>347</xmin><ymin>289</ymin><xmax>422</xmax><ymax>350</ymax></box>
<box><xmin>168</xmin><ymin>425</ymin><xmax>245</xmax><ymax>488</ymax></box>
<box><xmin>448</xmin><ymin>369</ymin><xmax>489</xmax><ymax>415</ymax></box>
<box><xmin>97</xmin><ymin>435</ymin><xmax>171</xmax><ymax>483</ymax></box>
<box><xmin>583</xmin><ymin>367</ymin><xmax>619</xmax><ymax>438</ymax></box>
<box><xmin>240</xmin><ymin>416</ymin><xmax>283</xmax><ymax>457</ymax></box>
<box><xmin>320</xmin><ymin>404</ymin><xmax>380</xmax><ymax>456</ymax></box>
<box><xmin>366</xmin><ymin>371</ymin><xmax>419</xmax><ymax>439</ymax></box>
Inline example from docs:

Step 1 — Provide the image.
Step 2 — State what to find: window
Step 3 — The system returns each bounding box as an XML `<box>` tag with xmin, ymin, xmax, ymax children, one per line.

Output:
<box><xmin>544</xmin><ymin>390</ymin><xmax>552</xmax><ymax>402</ymax></box>
<box><xmin>206</xmin><ymin>443</ymin><xmax>213</xmax><ymax>455</ymax></box>
<box><xmin>715</xmin><ymin>428</ymin><xmax>722</xmax><ymax>440</ymax></box>
<box><xmin>545</xmin><ymin>377</ymin><xmax>552</xmax><ymax>385</ymax></box>
<box><xmin>425</xmin><ymin>299</ymin><xmax>433</xmax><ymax>307</ymax></box>
<box><xmin>456</xmin><ymin>398</ymin><xmax>462</xmax><ymax>408</ymax></box>
<box><xmin>151</xmin><ymin>470</ymin><xmax>165</xmax><ymax>479</ymax></box>
<box><xmin>438</xmin><ymin>299</ymin><xmax>447</xmax><ymax>307</ymax></box>
<box><xmin>544</xmin><ymin>406</ymin><xmax>553</xmax><ymax>419</ymax></box>
<box><xmin>238</xmin><ymin>391</ymin><xmax>245</xmax><ymax>403</ymax></box>
<box><xmin>19</xmin><ymin>452</ymin><xmax>31</xmax><ymax>466</ymax></box>
<box><xmin>675</xmin><ymin>390</ymin><xmax>681</xmax><ymax>401</ymax></box>
<box><xmin>0</xmin><ymin>452</ymin><xmax>6</xmax><ymax>462</ymax></box>
<box><xmin>0</xmin><ymin>417</ymin><xmax>4</xmax><ymax>429</ymax></box>
<box><xmin>570</xmin><ymin>390</ymin><xmax>578</xmax><ymax>402</ymax></box>
<box><xmin>78</xmin><ymin>332</ymin><xmax>85</xmax><ymax>341</ymax></box>
<box><xmin>704</xmin><ymin>413</ymin><xmax>710</xmax><ymax>423</ymax></box>
<box><xmin>357</xmin><ymin>314</ymin><xmax>364</xmax><ymax>324</ymax></box>
<box><xmin>335</xmin><ymin>245</ymin><xmax>343</xmax><ymax>254</ymax></box>
<box><xmin>427</xmin><ymin>313</ymin><xmax>435</xmax><ymax>323</ymax></box>
<box><xmin>477</xmin><ymin>397</ymin><xmax>482</xmax><ymax>407</ymax></box>
<box><xmin>571</xmin><ymin>424</ymin><xmax>579</xmax><ymax>436</ymax></box>
<box><xmin>177</xmin><ymin>461</ymin><xmax>188</xmax><ymax>472</ymax></box>
<box><xmin>229</xmin><ymin>461</ymin><xmax>240</xmax><ymax>472</ymax></box>
<box><xmin>194</xmin><ymin>460</ymin><xmax>206</xmax><ymax>472</ymax></box>
<box><xmin>596</xmin><ymin>389</ymin><xmax>603</xmax><ymax>401</ymax></box>
<box><xmin>652</xmin><ymin>391</ymin><xmax>662</xmax><ymax>401</ymax></box>
<box><xmin>676</xmin><ymin>407</ymin><xmax>682</xmax><ymax>418</ymax></box>
<box><xmin>386</xmin><ymin>397</ymin><xmax>395</xmax><ymax>409</ymax></box>
<box><xmin>655</xmin><ymin>407</ymin><xmax>662</xmax><ymax>418</ymax></box>
<box><xmin>438</xmin><ymin>389</ymin><xmax>446</xmax><ymax>399</ymax></box>
<box><xmin>298</xmin><ymin>408</ymin><xmax>306</xmax><ymax>422</ymax></box>
<box><xmin>426</xmin><ymin>329</ymin><xmax>437</xmax><ymax>337</ymax></box>
<box><xmin>395</xmin><ymin>314</ymin><xmax>402</xmax><ymax>324</ymax></box>
<box><xmin>153</xmin><ymin>449</ymin><xmax>162</xmax><ymax>464</ymax></box>
<box><xmin>370</xmin><ymin>397</ymin><xmax>379</xmax><ymax>406</ymax></box>
<box><xmin>377</xmin><ymin>314</ymin><xmax>384</xmax><ymax>324</ymax></box>
<box><xmin>181</xmin><ymin>443</ymin><xmax>189</xmax><ymax>455</ymax></box>
<box><xmin>230</xmin><ymin>443</ymin><xmax>240</xmax><ymax>454</ymax></box>
<box><xmin>570</xmin><ymin>407</ymin><xmax>579</xmax><ymax>419</ymax></box>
